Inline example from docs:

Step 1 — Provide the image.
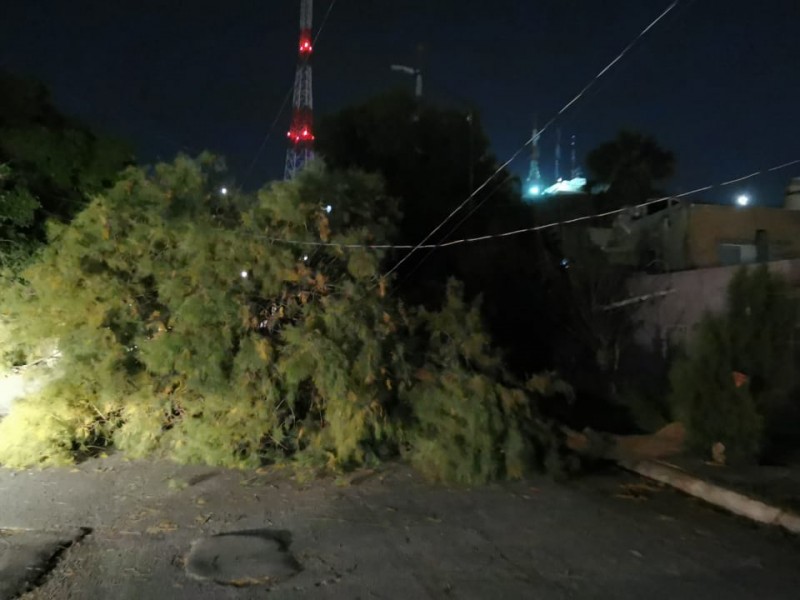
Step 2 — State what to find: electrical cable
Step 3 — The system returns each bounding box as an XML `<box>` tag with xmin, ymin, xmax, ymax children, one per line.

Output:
<box><xmin>393</xmin><ymin>172</ymin><xmax>517</xmax><ymax>289</ymax></box>
<box><xmin>235</xmin><ymin>156</ymin><xmax>800</xmax><ymax>251</ymax></box>
<box><xmin>379</xmin><ymin>0</ymin><xmax>682</xmax><ymax>281</ymax></box>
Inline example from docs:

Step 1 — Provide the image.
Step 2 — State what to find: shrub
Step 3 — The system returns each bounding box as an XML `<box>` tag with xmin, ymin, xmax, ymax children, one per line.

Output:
<box><xmin>669</xmin><ymin>266</ymin><xmax>797</xmax><ymax>463</ymax></box>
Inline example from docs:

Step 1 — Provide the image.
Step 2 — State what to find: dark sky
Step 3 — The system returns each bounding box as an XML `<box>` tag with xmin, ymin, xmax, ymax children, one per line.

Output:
<box><xmin>2</xmin><ymin>0</ymin><xmax>799</xmax><ymax>206</ymax></box>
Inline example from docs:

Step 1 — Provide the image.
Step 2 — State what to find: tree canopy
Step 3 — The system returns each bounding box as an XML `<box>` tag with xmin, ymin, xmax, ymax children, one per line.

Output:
<box><xmin>317</xmin><ymin>90</ymin><xmax>561</xmax><ymax>375</ymax></box>
<box><xmin>0</xmin><ymin>71</ymin><xmax>133</xmax><ymax>264</ymax></box>
<box><xmin>669</xmin><ymin>266</ymin><xmax>799</xmax><ymax>463</ymax></box>
<box><xmin>586</xmin><ymin>130</ymin><xmax>675</xmax><ymax>210</ymax></box>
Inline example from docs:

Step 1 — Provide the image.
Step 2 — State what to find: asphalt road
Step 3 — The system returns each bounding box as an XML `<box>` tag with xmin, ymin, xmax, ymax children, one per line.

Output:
<box><xmin>1</xmin><ymin>455</ymin><xmax>799</xmax><ymax>599</ymax></box>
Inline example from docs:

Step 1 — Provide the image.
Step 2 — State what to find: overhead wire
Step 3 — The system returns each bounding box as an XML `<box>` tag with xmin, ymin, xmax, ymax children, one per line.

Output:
<box><xmin>393</xmin><ymin>172</ymin><xmax>517</xmax><ymax>289</ymax></box>
<box><xmin>537</xmin><ymin>0</ymin><xmax>680</xmax><ymax>137</ymax></box>
<box><xmin>234</xmin><ymin>156</ymin><xmax>800</xmax><ymax>251</ymax></box>
<box><xmin>379</xmin><ymin>0</ymin><xmax>682</xmax><ymax>281</ymax></box>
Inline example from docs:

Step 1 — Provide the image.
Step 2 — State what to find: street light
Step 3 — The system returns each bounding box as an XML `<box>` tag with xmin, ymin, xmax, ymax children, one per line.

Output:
<box><xmin>220</xmin><ymin>187</ymin><xmax>229</xmax><ymax>196</ymax></box>
<box><xmin>390</xmin><ymin>64</ymin><xmax>422</xmax><ymax>98</ymax></box>
<box><xmin>736</xmin><ymin>194</ymin><xmax>750</xmax><ymax>207</ymax></box>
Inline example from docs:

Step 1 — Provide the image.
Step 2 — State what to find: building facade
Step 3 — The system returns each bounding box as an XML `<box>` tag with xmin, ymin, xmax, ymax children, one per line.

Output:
<box><xmin>586</xmin><ymin>200</ymin><xmax>800</xmax><ymax>272</ymax></box>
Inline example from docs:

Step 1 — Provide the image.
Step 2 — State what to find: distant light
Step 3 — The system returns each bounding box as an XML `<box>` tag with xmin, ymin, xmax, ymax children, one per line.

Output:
<box><xmin>325</xmin><ymin>204</ymin><xmax>332</xmax><ymax>214</ymax></box>
<box><xmin>303</xmin><ymin>255</ymin><xmax>309</xmax><ymax>262</ymax></box>
<box><xmin>220</xmin><ymin>187</ymin><xmax>228</xmax><ymax>196</ymax></box>
<box><xmin>529</xmin><ymin>186</ymin><xmax>540</xmax><ymax>195</ymax></box>
<box><xmin>240</xmin><ymin>270</ymin><xmax>248</xmax><ymax>279</ymax></box>
<box><xmin>736</xmin><ymin>194</ymin><xmax>750</xmax><ymax>207</ymax></box>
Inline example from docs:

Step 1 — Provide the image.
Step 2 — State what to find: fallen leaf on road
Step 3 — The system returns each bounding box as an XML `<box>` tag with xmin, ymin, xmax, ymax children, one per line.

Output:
<box><xmin>615</xmin><ymin>482</ymin><xmax>661</xmax><ymax>501</ymax></box>
<box><xmin>146</xmin><ymin>521</ymin><xmax>177</xmax><ymax>534</ymax></box>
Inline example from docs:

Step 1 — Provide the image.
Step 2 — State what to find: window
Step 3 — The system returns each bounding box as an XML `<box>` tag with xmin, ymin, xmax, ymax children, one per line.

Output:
<box><xmin>718</xmin><ymin>243</ymin><xmax>757</xmax><ymax>266</ymax></box>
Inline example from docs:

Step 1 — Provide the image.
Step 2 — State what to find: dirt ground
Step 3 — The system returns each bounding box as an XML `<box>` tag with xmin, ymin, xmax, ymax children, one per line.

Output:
<box><xmin>1</xmin><ymin>454</ymin><xmax>799</xmax><ymax>599</ymax></box>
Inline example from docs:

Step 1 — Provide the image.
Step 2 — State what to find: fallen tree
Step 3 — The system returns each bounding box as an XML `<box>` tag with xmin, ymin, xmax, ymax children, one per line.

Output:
<box><xmin>0</xmin><ymin>156</ymin><xmax>575</xmax><ymax>483</ymax></box>
<box><xmin>564</xmin><ymin>422</ymin><xmax>686</xmax><ymax>462</ymax></box>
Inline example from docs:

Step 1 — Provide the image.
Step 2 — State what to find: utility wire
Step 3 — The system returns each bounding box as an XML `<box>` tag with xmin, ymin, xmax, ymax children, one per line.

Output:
<box><xmin>394</xmin><ymin>172</ymin><xmax>517</xmax><ymax>288</ymax></box>
<box><xmin>236</xmin><ymin>156</ymin><xmax>800</xmax><ymax>251</ymax></box>
<box><xmin>379</xmin><ymin>0</ymin><xmax>682</xmax><ymax>280</ymax></box>
<box><xmin>537</xmin><ymin>0</ymin><xmax>680</xmax><ymax>137</ymax></box>
<box><xmin>243</xmin><ymin>0</ymin><xmax>339</xmax><ymax>185</ymax></box>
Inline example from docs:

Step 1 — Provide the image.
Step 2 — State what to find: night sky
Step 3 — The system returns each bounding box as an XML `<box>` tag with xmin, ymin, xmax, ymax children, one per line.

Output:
<box><xmin>2</xmin><ymin>0</ymin><xmax>799</xmax><ymax>207</ymax></box>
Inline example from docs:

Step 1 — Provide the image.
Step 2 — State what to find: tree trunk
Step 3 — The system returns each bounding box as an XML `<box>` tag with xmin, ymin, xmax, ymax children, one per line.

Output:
<box><xmin>564</xmin><ymin>422</ymin><xmax>686</xmax><ymax>462</ymax></box>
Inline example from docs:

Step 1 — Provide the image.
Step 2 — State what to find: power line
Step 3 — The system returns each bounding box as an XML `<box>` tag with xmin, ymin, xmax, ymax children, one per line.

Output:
<box><xmin>236</xmin><ymin>156</ymin><xmax>800</xmax><ymax>251</ymax></box>
<box><xmin>537</xmin><ymin>0</ymin><xmax>680</xmax><ymax>137</ymax></box>
<box><xmin>393</xmin><ymin>172</ymin><xmax>517</xmax><ymax>289</ymax></box>
<box><xmin>314</xmin><ymin>0</ymin><xmax>339</xmax><ymax>44</ymax></box>
<box><xmin>379</xmin><ymin>0</ymin><xmax>682</xmax><ymax>281</ymax></box>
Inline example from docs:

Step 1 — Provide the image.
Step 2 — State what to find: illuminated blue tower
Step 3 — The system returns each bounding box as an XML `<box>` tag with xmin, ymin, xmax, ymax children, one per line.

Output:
<box><xmin>523</xmin><ymin>125</ymin><xmax>544</xmax><ymax>201</ymax></box>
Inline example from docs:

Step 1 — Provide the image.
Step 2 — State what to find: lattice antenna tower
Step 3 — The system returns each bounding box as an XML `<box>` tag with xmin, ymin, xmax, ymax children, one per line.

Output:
<box><xmin>523</xmin><ymin>118</ymin><xmax>544</xmax><ymax>198</ymax></box>
<box><xmin>284</xmin><ymin>0</ymin><xmax>315</xmax><ymax>180</ymax></box>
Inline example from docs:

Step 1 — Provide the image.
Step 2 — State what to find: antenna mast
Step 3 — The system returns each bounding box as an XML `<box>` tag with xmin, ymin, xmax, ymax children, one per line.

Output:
<box><xmin>284</xmin><ymin>0</ymin><xmax>315</xmax><ymax>180</ymax></box>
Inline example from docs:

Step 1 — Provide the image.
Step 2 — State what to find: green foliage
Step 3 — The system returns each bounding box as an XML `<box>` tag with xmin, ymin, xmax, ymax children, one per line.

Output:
<box><xmin>317</xmin><ymin>90</ymin><xmax>559</xmax><ymax>376</ymax></box>
<box><xmin>0</xmin><ymin>71</ymin><xmax>132</xmax><ymax>264</ymax></box>
<box><xmin>404</xmin><ymin>283</ymin><xmax>530</xmax><ymax>483</ymax></box>
<box><xmin>669</xmin><ymin>266</ymin><xmax>798</xmax><ymax>463</ymax></box>
<box><xmin>0</xmin><ymin>156</ymin><xmax>565</xmax><ymax>483</ymax></box>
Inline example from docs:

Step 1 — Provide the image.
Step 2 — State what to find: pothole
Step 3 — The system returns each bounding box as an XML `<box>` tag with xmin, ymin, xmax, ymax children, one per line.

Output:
<box><xmin>185</xmin><ymin>529</ymin><xmax>301</xmax><ymax>587</ymax></box>
<box><xmin>0</xmin><ymin>527</ymin><xmax>91</xmax><ymax>600</ymax></box>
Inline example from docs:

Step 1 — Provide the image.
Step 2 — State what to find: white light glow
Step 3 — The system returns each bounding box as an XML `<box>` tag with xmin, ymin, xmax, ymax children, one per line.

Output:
<box><xmin>529</xmin><ymin>186</ymin><xmax>540</xmax><ymax>195</ymax></box>
<box><xmin>220</xmin><ymin>187</ymin><xmax>228</xmax><ymax>196</ymax></box>
<box><xmin>325</xmin><ymin>205</ymin><xmax>332</xmax><ymax>214</ymax></box>
<box><xmin>543</xmin><ymin>177</ymin><xmax>588</xmax><ymax>195</ymax></box>
<box><xmin>736</xmin><ymin>194</ymin><xmax>750</xmax><ymax>207</ymax></box>
<box><xmin>240</xmin><ymin>270</ymin><xmax>248</xmax><ymax>279</ymax></box>
<box><xmin>303</xmin><ymin>255</ymin><xmax>309</xmax><ymax>262</ymax></box>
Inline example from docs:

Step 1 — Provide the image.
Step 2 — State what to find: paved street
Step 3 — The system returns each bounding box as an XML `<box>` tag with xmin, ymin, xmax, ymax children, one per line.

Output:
<box><xmin>1</xmin><ymin>455</ymin><xmax>799</xmax><ymax>599</ymax></box>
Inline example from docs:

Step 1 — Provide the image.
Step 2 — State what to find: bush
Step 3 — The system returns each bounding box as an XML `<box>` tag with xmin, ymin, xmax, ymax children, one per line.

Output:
<box><xmin>0</xmin><ymin>156</ymin><xmax>565</xmax><ymax>482</ymax></box>
<box><xmin>669</xmin><ymin>266</ymin><xmax>798</xmax><ymax>463</ymax></box>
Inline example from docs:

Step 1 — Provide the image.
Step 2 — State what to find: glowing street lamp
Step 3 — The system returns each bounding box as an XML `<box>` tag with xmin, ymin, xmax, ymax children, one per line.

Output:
<box><xmin>736</xmin><ymin>194</ymin><xmax>750</xmax><ymax>207</ymax></box>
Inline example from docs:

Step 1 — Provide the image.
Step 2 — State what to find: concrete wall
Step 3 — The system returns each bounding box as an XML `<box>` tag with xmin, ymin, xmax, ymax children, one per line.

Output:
<box><xmin>627</xmin><ymin>259</ymin><xmax>800</xmax><ymax>351</ymax></box>
<box><xmin>589</xmin><ymin>202</ymin><xmax>800</xmax><ymax>273</ymax></box>
<box><xmin>685</xmin><ymin>205</ymin><xmax>800</xmax><ymax>269</ymax></box>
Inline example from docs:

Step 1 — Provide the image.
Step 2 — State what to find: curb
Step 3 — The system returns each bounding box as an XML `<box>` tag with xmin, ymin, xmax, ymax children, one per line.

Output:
<box><xmin>620</xmin><ymin>460</ymin><xmax>800</xmax><ymax>534</ymax></box>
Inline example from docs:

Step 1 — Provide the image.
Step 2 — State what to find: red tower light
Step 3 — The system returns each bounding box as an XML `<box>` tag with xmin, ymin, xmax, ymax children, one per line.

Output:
<box><xmin>299</xmin><ymin>32</ymin><xmax>313</xmax><ymax>54</ymax></box>
<box><xmin>285</xmin><ymin>1</ymin><xmax>315</xmax><ymax>180</ymax></box>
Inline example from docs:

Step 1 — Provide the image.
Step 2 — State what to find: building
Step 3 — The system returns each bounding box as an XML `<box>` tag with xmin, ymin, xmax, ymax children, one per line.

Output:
<box><xmin>628</xmin><ymin>258</ymin><xmax>800</xmax><ymax>351</ymax></box>
<box><xmin>587</xmin><ymin>198</ymin><xmax>800</xmax><ymax>272</ymax></box>
<box><xmin>602</xmin><ymin>180</ymin><xmax>800</xmax><ymax>351</ymax></box>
